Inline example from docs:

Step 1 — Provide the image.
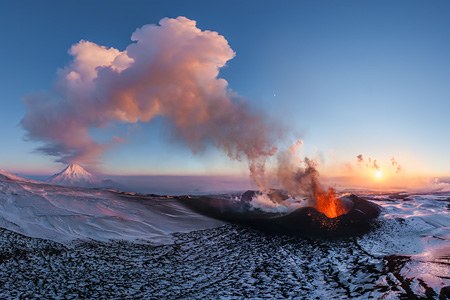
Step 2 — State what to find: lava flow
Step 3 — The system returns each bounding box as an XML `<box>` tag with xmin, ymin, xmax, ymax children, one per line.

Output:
<box><xmin>313</xmin><ymin>185</ymin><xmax>349</xmax><ymax>218</ymax></box>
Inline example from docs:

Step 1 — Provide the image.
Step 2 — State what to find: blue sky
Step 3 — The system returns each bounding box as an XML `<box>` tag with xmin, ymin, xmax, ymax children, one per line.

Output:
<box><xmin>1</xmin><ymin>0</ymin><xmax>450</xmax><ymax>177</ymax></box>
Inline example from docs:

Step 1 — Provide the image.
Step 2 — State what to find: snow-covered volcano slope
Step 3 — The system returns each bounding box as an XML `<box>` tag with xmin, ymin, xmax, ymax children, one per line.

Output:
<box><xmin>46</xmin><ymin>163</ymin><xmax>99</xmax><ymax>187</ymax></box>
<box><xmin>0</xmin><ymin>169</ymin><xmax>38</xmax><ymax>183</ymax></box>
<box><xmin>0</xmin><ymin>172</ymin><xmax>223</xmax><ymax>244</ymax></box>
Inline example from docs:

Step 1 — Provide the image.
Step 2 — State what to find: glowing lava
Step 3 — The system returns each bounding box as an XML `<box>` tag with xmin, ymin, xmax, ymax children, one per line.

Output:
<box><xmin>313</xmin><ymin>186</ymin><xmax>349</xmax><ymax>218</ymax></box>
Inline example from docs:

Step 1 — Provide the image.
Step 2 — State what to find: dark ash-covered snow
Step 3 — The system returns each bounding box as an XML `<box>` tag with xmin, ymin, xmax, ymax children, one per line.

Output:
<box><xmin>1</xmin><ymin>224</ymin><xmax>447</xmax><ymax>299</ymax></box>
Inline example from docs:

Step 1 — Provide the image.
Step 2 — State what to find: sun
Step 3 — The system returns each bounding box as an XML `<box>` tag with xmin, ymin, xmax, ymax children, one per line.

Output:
<box><xmin>374</xmin><ymin>169</ymin><xmax>383</xmax><ymax>180</ymax></box>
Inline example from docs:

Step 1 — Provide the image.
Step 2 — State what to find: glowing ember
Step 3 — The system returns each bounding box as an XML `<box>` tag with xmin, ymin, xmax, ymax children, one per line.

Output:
<box><xmin>313</xmin><ymin>186</ymin><xmax>349</xmax><ymax>218</ymax></box>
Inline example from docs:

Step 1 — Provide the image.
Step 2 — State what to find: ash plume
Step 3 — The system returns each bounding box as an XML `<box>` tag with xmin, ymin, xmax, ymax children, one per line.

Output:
<box><xmin>372</xmin><ymin>160</ymin><xmax>380</xmax><ymax>170</ymax></box>
<box><xmin>276</xmin><ymin>140</ymin><xmax>316</xmax><ymax>197</ymax></box>
<box><xmin>273</xmin><ymin>142</ymin><xmax>348</xmax><ymax>217</ymax></box>
<box><xmin>21</xmin><ymin>17</ymin><xmax>280</xmax><ymax>184</ymax></box>
<box><xmin>243</xmin><ymin>140</ymin><xmax>326</xmax><ymax>212</ymax></box>
<box><xmin>356</xmin><ymin>154</ymin><xmax>379</xmax><ymax>170</ymax></box>
<box><xmin>356</xmin><ymin>154</ymin><xmax>402</xmax><ymax>173</ymax></box>
<box><xmin>390</xmin><ymin>157</ymin><xmax>402</xmax><ymax>173</ymax></box>
<box><xmin>21</xmin><ymin>16</ymin><xmax>348</xmax><ymax>217</ymax></box>
<box><xmin>356</xmin><ymin>154</ymin><xmax>364</xmax><ymax>163</ymax></box>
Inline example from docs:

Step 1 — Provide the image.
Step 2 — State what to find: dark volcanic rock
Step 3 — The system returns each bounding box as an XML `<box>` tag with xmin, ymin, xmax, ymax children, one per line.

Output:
<box><xmin>178</xmin><ymin>192</ymin><xmax>381</xmax><ymax>236</ymax></box>
<box><xmin>344</xmin><ymin>194</ymin><xmax>382</xmax><ymax>220</ymax></box>
<box><xmin>0</xmin><ymin>225</ymin><xmax>444</xmax><ymax>299</ymax></box>
<box><xmin>241</xmin><ymin>190</ymin><xmax>257</xmax><ymax>204</ymax></box>
<box><xmin>241</xmin><ymin>189</ymin><xmax>289</xmax><ymax>204</ymax></box>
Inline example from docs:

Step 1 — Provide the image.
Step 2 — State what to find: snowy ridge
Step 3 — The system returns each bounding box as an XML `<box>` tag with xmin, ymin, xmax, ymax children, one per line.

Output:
<box><xmin>0</xmin><ymin>172</ymin><xmax>448</xmax><ymax>297</ymax></box>
<box><xmin>46</xmin><ymin>163</ymin><xmax>99</xmax><ymax>187</ymax></box>
<box><xmin>0</xmin><ymin>174</ymin><xmax>222</xmax><ymax>244</ymax></box>
<box><xmin>0</xmin><ymin>169</ymin><xmax>37</xmax><ymax>183</ymax></box>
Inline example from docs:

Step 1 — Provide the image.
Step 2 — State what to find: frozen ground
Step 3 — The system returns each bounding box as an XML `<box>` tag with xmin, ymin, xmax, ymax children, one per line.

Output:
<box><xmin>0</xmin><ymin>221</ymin><xmax>448</xmax><ymax>299</ymax></box>
<box><xmin>0</xmin><ymin>171</ymin><xmax>223</xmax><ymax>244</ymax></box>
<box><xmin>0</xmin><ymin>171</ymin><xmax>449</xmax><ymax>298</ymax></box>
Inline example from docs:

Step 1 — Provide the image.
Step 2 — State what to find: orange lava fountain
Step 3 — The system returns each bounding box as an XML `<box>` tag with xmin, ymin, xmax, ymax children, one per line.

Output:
<box><xmin>313</xmin><ymin>186</ymin><xmax>349</xmax><ymax>218</ymax></box>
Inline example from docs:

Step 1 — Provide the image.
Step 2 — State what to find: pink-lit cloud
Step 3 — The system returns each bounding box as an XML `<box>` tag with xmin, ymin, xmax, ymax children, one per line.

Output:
<box><xmin>22</xmin><ymin>17</ymin><xmax>280</xmax><ymax>183</ymax></box>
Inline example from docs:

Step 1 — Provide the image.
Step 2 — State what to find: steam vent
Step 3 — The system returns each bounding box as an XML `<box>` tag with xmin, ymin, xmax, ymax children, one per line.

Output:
<box><xmin>178</xmin><ymin>191</ymin><xmax>381</xmax><ymax>236</ymax></box>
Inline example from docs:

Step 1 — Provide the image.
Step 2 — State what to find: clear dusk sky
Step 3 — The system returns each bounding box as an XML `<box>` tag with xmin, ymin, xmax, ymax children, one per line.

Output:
<box><xmin>1</xmin><ymin>0</ymin><xmax>450</xmax><ymax>179</ymax></box>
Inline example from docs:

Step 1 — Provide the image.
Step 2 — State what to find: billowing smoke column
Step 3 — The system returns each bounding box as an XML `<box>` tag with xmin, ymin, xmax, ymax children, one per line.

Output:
<box><xmin>22</xmin><ymin>16</ymin><xmax>350</xmax><ymax>218</ymax></box>
<box><xmin>21</xmin><ymin>17</ymin><xmax>279</xmax><ymax>186</ymax></box>
<box><xmin>274</xmin><ymin>141</ymin><xmax>348</xmax><ymax>218</ymax></box>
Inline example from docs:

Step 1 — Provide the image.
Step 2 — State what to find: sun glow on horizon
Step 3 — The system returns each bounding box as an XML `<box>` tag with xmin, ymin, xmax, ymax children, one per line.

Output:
<box><xmin>374</xmin><ymin>169</ymin><xmax>383</xmax><ymax>180</ymax></box>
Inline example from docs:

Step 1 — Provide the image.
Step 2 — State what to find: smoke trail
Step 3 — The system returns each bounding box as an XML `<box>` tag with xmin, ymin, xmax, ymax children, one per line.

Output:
<box><xmin>21</xmin><ymin>16</ymin><xmax>349</xmax><ymax>217</ymax></box>
<box><xmin>356</xmin><ymin>154</ymin><xmax>364</xmax><ymax>163</ymax></box>
<box><xmin>21</xmin><ymin>17</ymin><xmax>280</xmax><ymax>184</ymax></box>
<box><xmin>357</xmin><ymin>154</ymin><xmax>402</xmax><ymax>173</ymax></box>
<box><xmin>356</xmin><ymin>154</ymin><xmax>379</xmax><ymax>170</ymax></box>
<box><xmin>274</xmin><ymin>142</ymin><xmax>348</xmax><ymax>218</ymax></box>
<box><xmin>390</xmin><ymin>157</ymin><xmax>402</xmax><ymax>173</ymax></box>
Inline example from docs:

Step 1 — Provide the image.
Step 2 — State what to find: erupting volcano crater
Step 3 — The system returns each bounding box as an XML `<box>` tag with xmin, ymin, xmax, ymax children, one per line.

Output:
<box><xmin>178</xmin><ymin>190</ymin><xmax>381</xmax><ymax>236</ymax></box>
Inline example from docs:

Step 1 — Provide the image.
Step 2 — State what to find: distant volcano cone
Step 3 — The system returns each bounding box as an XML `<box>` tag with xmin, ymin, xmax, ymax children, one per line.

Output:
<box><xmin>47</xmin><ymin>163</ymin><xmax>99</xmax><ymax>187</ymax></box>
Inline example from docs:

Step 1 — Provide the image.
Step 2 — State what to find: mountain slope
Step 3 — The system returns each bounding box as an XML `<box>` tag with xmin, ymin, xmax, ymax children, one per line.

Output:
<box><xmin>0</xmin><ymin>172</ymin><xmax>223</xmax><ymax>244</ymax></box>
<box><xmin>0</xmin><ymin>169</ymin><xmax>38</xmax><ymax>183</ymax></box>
<box><xmin>46</xmin><ymin>163</ymin><xmax>98</xmax><ymax>187</ymax></box>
